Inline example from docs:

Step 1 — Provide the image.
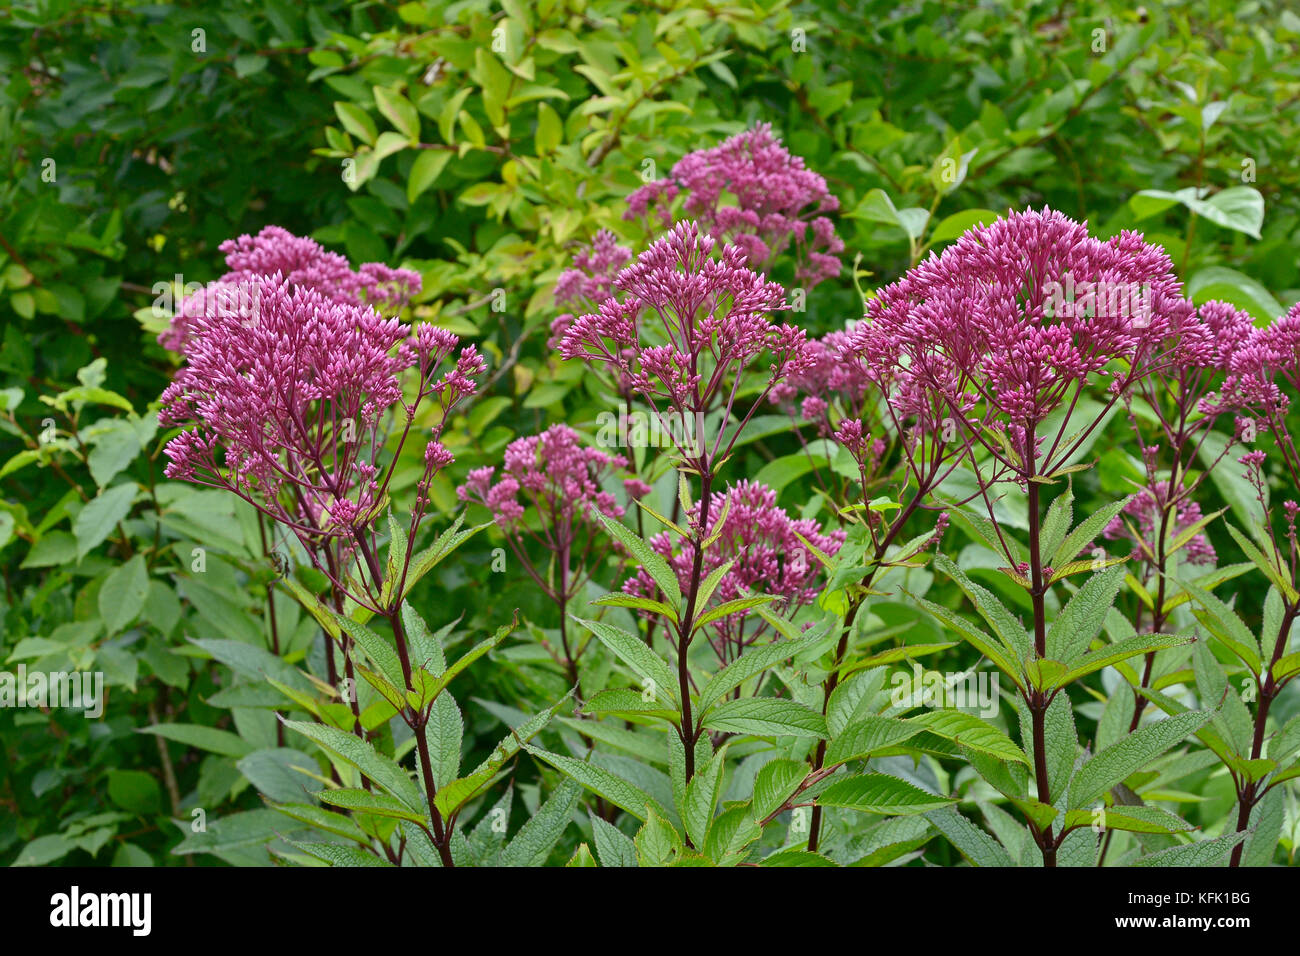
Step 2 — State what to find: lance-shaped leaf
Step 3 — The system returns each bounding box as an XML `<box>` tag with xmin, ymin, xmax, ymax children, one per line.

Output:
<box><xmin>825</xmin><ymin>715</ymin><xmax>924</xmax><ymax>767</ymax></box>
<box><xmin>434</xmin><ymin>696</ymin><xmax>568</xmax><ymax>817</ymax></box>
<box><xmin>933</xmin><ymin>553</ymin><xmax>1030</xmax><ymax>662</ymax></box>
<box><xmin>817</xmin><ymin>773</ymin><xmax>954</xmax><ymax>815</ymax></box>
<box><xmin>909</xmin><ymin>591</ymin><xmax>1023</xmax><ymax>690</ymax></box>
<box><xmin>1070</xmin><ymin>710</ymin><xmax>1212</xmax><ymax>808</ymax></box>
<box><xmin>693</xmin><ymin>594</ymin><xmax>775</xmax><ymax>633</ymax></box>
<box><xmin>906</xmin><ymin>710</ymin><xmax>1029</xmax><ymax>765</ymax></box>
<box><xmin>751</xmin><ymin>759</ymin><xmax>808</xmax><ymax>821</ymax></box>
<box><xmin>1224</xmin><ymin>522</ymin><xmax>1299</xmax><ymax>603</ymax></box>
<box><xmin>524</xmin><ymin>744</ymin><xmax>668</xmax><ymax>822</ymax></box>
<box><xmin>581</xmin><ymin>688</ymin><xmax>678</xmax><ymax>721</ymax></box>
<box><xmin>283</xmin><ymin>719</ymin><xmax>422</xmax><ymax>811</ymax></box>
<box><xmin>1182</xmin><ymin>580</ymin><xmax>1261</xmax><ymax>675</ymax></box>
<box><xmin>400</xmin><ymin>513</ymin><xmax>490</xmax><ymax>602</ymax></box>
<box><xmin>701</xmin><ymin>698</ymin><xmax>827</xmax><ymax>738</ymax></box>
<box><xmin>1055</xmin><ymin>631</ymin><xmax>1191</xmax><ymax>687</ymax></box>
<box><xmin>316</xmin><ymin>787</ymin><xmax>427</xmax><ymax>824</ymax></box>
<box><xmin>697</xmin><ymin>634</ymin><xmax>815</xmax><ymax>714</ymax></box>
<box><xmin>1047</xmin><ymin>564</ymin><xmax>1126</xmax><ymax>662</ymax></box>
<box><xmin>409</xmin><ymin>619</ymin><xmax>513</xmax><ymax>711</ymax></box>
<box><xmin>500</xmin><ymin>779</ymin><xmax>583</xmax><ymax>867</ymax></box>
<box><xmin>591</xmin><ymin>591</ymin><xmax>678</xmax><ymax>622</ymax></box>
<box><xmin>594</xmin><ymin>510</ymin><xmax>681</xmax><ymax>610</ymax></box>
<box><xmin>1049</xmin><ymin>495</ymin><xmax>1132</xmax><ymax>568</ymax></box>
<box><xmin>1062</xmin><ymin>805</ymin><xmax>1194</xmax><ymax>835</ymax></box>
<box><xmin>683</xmin><ymin>744</ymin><xmax>728</xmax><ymax>847</ymax></box>
<box><xmin>926</xmin><ymin>806</ymin><xmax>1015</xmax><ymax>867</ymax></box>
<box><xmin>329</xmin><ymin>610</ymin><xmax>406</xmax><ymax>692</ymax></box>
<box><xmin>1132</xmin><ymin>831</ymin><xmax>1246</xmax><ymax>867</ymax></box>
<box><xmin>572</xmin><ymin>616</ymin><xmax>678</xmax><ymax>706</ymax></box>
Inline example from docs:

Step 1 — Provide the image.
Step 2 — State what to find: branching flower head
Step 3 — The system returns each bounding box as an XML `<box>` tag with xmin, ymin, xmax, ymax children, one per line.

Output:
<box><xmin>855</xmin><ymin>207</ymin><xmax>1192</xmax><ymax>479</ymax></box>
<box><xmin>159</xmin><ymin>274</ymin><xmax>482</xmax><ymax>605</ymax></box>
<box><xmin>559</xmin><ymin>220</ymin><xmax>808</xmax><ymax>465</ymax></box>
<box><xmin>1103</xmin><ymin>481</ymin><xmax>1217</xmax><ymax>566</ymax></box>
<box><xmin>626</xmin><ymin>123</ymin><xmax>843</xmax><ymax>287</ymax></box>
<box><xmin>625</xmin><ymin>480</ymin><xmax>844</xmax><ymax>662</ymax></box>
<box><xmin>458</xmin><ymin>424</ymin><xmax>634</xmax><ymax>611</ymax></box>
<box><xmin>161</xmin><ymin>225</ymin><xmax>421</xmax><ymax>351</ymax></box>
<box><xmin>549</xmin><ymin>229</ymin><xmax>633</xmax><ymax>349</ymax></box>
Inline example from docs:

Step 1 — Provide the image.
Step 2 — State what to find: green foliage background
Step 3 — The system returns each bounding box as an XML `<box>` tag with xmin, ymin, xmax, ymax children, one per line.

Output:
<box><xmin>2</xmin><ymin>0</ymin><xmax>1299</xmax><ymax>866</ymax></box>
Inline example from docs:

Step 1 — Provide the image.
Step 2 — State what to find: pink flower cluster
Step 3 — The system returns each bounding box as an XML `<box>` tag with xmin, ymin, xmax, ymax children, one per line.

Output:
<box><xmin>548</xmin><ymin>230</ymin><xmax>633</xmax><ymax>349</ymax></box>
<box><xmin>624</xmin><ymin>480</ymin><xmax>844</xmax><ymax>660</ymax></box>
<box><xmin>161</xmin><ymin>226</ymin><xmax>421</xmax><ymax>352</ymax></box>
<box><xmin>772</xmin><ymin>328</ymin><xmax>880</xmax><ymax>432</ymax></box>
<box><xmin>1103</xmin><ymin>481</ymin><xmax>1217</xmax><ymax>566</ymax></box>
<box><xmin>853</xmin><ymin>208</ymin><xmax>1193</xmax><ymax>473</ymax></box>
<box><xmin>160</xmin><ymin>273</ymin><xmax>482</xmax><ymax>552</ymax></box>
<box><xmin>457</xmin><ymin>424</ymin><xmax>628</xmax><ymax>532</ymax></box>
<box><xmin>558</xmin><ymin>221</ymin><xmax>808</xmax><ymax>462</ymax></box>
<box><xmin>626</xmin><ymin>124</ymin><xmax>843</xmax><ymax>287</ymax></box>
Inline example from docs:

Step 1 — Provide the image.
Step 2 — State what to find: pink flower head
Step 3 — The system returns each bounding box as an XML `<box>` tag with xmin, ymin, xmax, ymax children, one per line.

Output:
<box><xmin>1103</xmin><ymin>482</ymin><xmax>1217</xmax><ymax>566</ymax></box>
<box><xmin>624</xmin><ymin>480</ymin><xmax>844</xmax><ymax>661</ymax></box>
<box><xmin>161</xmin><ymin>226</ymin><xmax>421</xmax><ymax>352</ymax></box>
<box><xmin>549</xmin><ymin>230</ymin><xmax>634</xmax><ymax>349</ymax></box>
<box><xmin>626</xmin><ymin>124</ymin><xmax>843</xmax><ymax>287</ymax></box>
<box><xmin>457</xmin><ymin>424</ymin><xmax>628</xmax><ymax>532</ymax></box>
<box><xmin>559</xmin><ymin>221</ymin><xmax>807</xmax><ymax>464</ymax></box>
<box><xmin>160</xmin><ymin>274</ymin><xmax>480</xmax><ymax>556</ymax></box>
<box><xmin>854</xmin><ymin>208</ymin><xmax>1192</xmax><ymax>476</ymax></box>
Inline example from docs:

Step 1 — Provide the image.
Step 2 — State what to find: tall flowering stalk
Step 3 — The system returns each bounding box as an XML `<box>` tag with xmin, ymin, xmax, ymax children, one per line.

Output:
<box><xmin>1109</xmin><ymin>299</ymin><xmax>1256</xmax><ymax>728</ymax></box>
<box><xmin>458</xmin><ymin>424</ymin><xmax>641</xmax><ymax>695</ymax></box>
<box><xmin>863</xmin><ymin>208</ymin><xmax>1195</xmax><ymax>865</ymax></box>
<box><xmin>159</xmin><ymin>267</ymin><xmax>485</xmax><ymax>866</ymax></box>
<box><xmin>1197</xmin><ymin>302</ymin><xmax>1300</xmax><ymax>865</ymax></box>
<box><xmin>560</xmin><ymin>220</ymin><xmax>809</xmax><ymax>782</ymax></box>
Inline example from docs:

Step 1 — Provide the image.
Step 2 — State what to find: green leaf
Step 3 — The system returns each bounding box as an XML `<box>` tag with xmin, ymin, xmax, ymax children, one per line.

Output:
<box><xmin>910</xmin><ymin>592</ymin><xmax>1023</xmax><ymax>688</ymax></box>
<box><xmin>500</xmin><ymin>779</ymin><xmax>582</xmax><ymax>866</ymax></box>
<box><xmin>523</xmin><ymin>745</ymin><xmax>664</xmax><ymax>822</ymax></box>
<box><xmin>1057</xmin><ymin>632</ymin><xmax>1191</xmax><ymax>686</ymax></box>
<box><xmin>698</xmin><ymin>635</ymin><xmax>813</xmax><ymax>714</ymax></box>
<box><xmin>594</xmin><ymin>511</ymin><xmax>681</xmax><ymax>610</ymax></box>
<box><xmin>1132</xmin><ymin>831</ymin><xmax>1246</xmax><ymax>867</ymax></box>
<box><xmin>825</xmin><ymin>715</ymin><xmax>925</xmax><ymax>767</ymax></box>
<box><xmin>1062</xmin><ymin>805</ymin><xmax>1194</xmax><ymax>835</ymax></box>
<box><xmin>107</xmin><ymin>769</ymin><xmax>161</xmax><ymax>815</ymax></box>
<box><xmin>906</xmin><ymin>711</ymin><xmax>1029</xmax><ymax>765</ymax></box>
<box><xmin>373</xmin><ymin>85</ymin><xmax>420</xmax><ymax>141</ymax></box>
<box><xmin>140</xmin><ymin>723</ymin><xmax>254</xmax><ymax>758</ymax></box>
<box><xmin>818</xmin><ymin>773</ymin><xmax>955</xmax><ymax>815</ymax></box>
<box><xmin>1071</xmin><ymin>710</ymin><xmax>1212</xmax><ymax>808</ymax></box>
<box><xmin>933</xmin><ymin>553</ymin><xmax>1029</xmax><ymax>662</ymax></box>
<box><xmin>317</xmin><ymin>787</ymin><xmax>427</xmax><ymax>823</ymax></box>
<box><xmin>334</xmin><ymin>101</ymin><xmax>377</xmax><ymax>144</ymax></box>
<box><xmin>571</xmin><ymin>617</ymin><xmax>677</xmax><ymax>706</ymax></box>
<box><xmin>283</xmin><ymin>719</ymin><xmax>422</xmax><ymax>810</ymax></box>
<box><xmin>590</xmin><ymin>813</ymin><xmax>638</xmax><ymax>867</ymax></box>
<box><xmin>591</xmin><ymin>591</ymin><xmax>678</xmax><ymax>622</ymax></box>
<box><xmin>1049</xmin><ymin>496</ymin><xmax>1132</xmax><ymax>568</ymax></box>
<box><xmin>98</xmin><ymin>554</ymin><xmax>148</xmax><ymax>635</ymax></box>
<box><xmin>925</xmin><ymin>807</ymin><xmax>1014</xmax><ymax>867</ymax></box>
<box><xmin>407</xmin><ymin>150</ymin><xmax>451</xmax><ymax>203</ymax></box>
<box><xmin>73</xmin><ymin>482</ymin><xmax>137</xmax><ymax>559</ymax></box>
<box><xmin>1046</xmin><ymin>565</ymin><xmax>1126</xmax><ymax>663</ymax></box>
<box><xmin>683</xmin><ymin>744</ymin><xmax>728</xmax><ymax>847</ymax></box>
<box><xmin>701</xmin><ymin>698</ymin><xmax>828</xmax><ymax>739</ymax></box>
<box><xmin>1183</xmin><ymin>580</ymin><xmax>1262</xmax><ymax>674</ymax></box>
<box><xmin>751</xmin><ymin>759</ymin><xmax>808</xmax><ymax>821</ymax></box>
